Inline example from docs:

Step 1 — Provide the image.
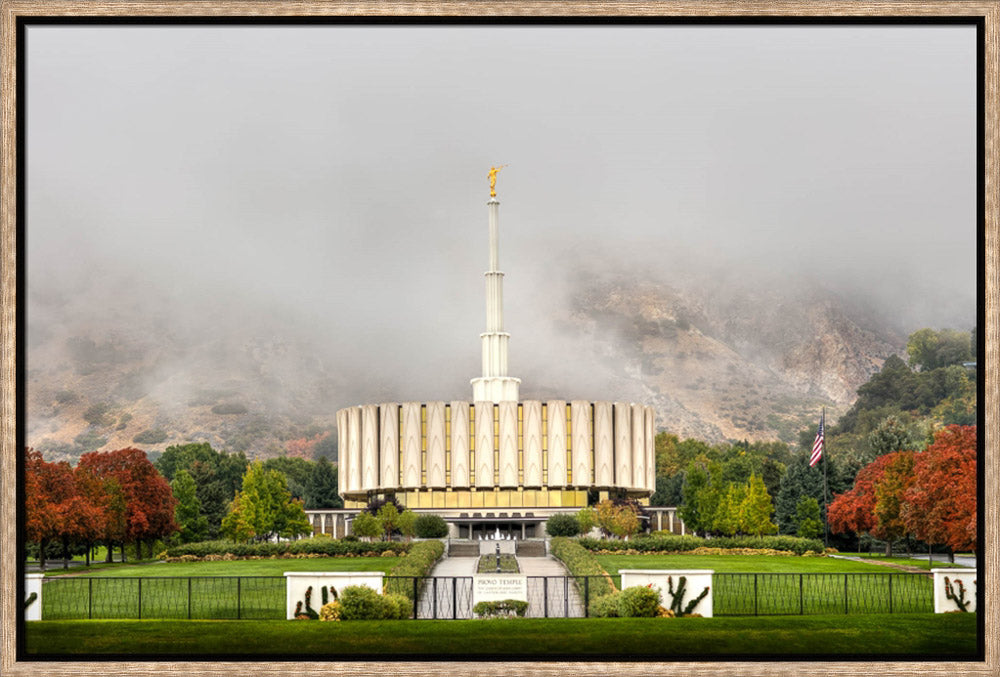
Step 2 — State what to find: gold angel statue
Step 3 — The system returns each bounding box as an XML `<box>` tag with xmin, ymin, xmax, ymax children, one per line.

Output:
<box><xmin>488</xmin><ymin>165</ymin><xmax>507</xmax><ymax>197</ymax></box>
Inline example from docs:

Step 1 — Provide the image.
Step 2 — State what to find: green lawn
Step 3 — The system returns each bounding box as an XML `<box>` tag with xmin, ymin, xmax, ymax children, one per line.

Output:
<box><xmin>44</xmin><ymin>556</ymin><xmax>401</xmax><ymax>578</ymax></box>
<box><xmin>40</xmin><ymin>557</ymin><xmax>401</xmax><ymax>621</ymax></box>
<box><xmin>23</xmin><ymin>614</ymin><xmax>978</xmax><ymax>658</ymax></box>
<box><xmin>593</xmin><ymin>554</ymin><xmax>935</xmax><ymax>615</ymax></box>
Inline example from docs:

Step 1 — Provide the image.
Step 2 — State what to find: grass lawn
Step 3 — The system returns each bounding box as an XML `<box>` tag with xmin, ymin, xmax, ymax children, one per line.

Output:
<box><xmin>40</xmin><ymin>557</ymin><xmax>402</xmax><ymax>621</ymax></box>
<box><xmin>593</xmin><ymin>554</ymin><xmax>935</xmax><ymax>615</ymax></box>
<box><xmin>848</xmin><ymin>554</ymin><xmax>967</xmax><ymax>569</ymax></box>
<box><xmin>23</xmin><ymin>614</ymin><xmax>978</xmax><ymax>658</ymax></box>
<box><xmin>43</xmin><ymin>556</ymin><xmax>401</xmax><ymax>578</ymax></box>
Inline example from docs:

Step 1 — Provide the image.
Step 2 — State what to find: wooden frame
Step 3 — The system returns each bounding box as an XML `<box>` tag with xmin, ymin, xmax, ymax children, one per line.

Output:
<box><xmin>1</xmin><ymin>2</ymin><xmax>996</xmax><ymax>675</ymax></box>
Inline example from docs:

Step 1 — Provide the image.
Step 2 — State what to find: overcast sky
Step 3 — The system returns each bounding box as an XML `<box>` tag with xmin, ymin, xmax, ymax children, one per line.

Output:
<box><xmin>26</xmin><ymin>24</ymin><xmax>978</xmax><ymax>402</ymax></box>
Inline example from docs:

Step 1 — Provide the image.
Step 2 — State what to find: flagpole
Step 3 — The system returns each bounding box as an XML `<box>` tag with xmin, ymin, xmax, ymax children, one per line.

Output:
<box><xmin>822</xmin><ymin>407</ymin><xmax>829</xmax><ymax>548</ymax></box>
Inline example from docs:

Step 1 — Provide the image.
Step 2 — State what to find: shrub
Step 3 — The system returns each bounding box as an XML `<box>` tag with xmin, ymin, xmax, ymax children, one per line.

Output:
<box><xmin>414</xmin><ymin>514</ymin><xmax>449</xmax><ymax>538</ymax></box>
<box><xmin>549</xmin><ymin>537</ymin><xmax>615</xmax><ymax>599</ymax></box>
<box><xmin>384</xmin><ymin>593</ymin><xmax>412</xmax><ymax>620</ymax></box>
<box><xmin>473</xmin><ymin>599</ymin><xmax>528</xmax><ymax>618</ymax></box>
<box><xmin>83</xmin><ymin>402</ymin><xmax>113</xmax><ymax>426</ymax></box>
<box><xmin>618</xmin><ymin>585</ymin><xmax>661</xmax><ymax>618</ymax></box>
<box><xmin>545</xmin><ymin>513</ymin><xmax>581</xmax><ymax>537</ymax></box>
<box><xmin>384</xmin><ymin>539</ymin><xmax>445</xmax><ymax>601</ymax></box>
<box><xmin>319</xmin><ymin>601</ymin><xmax>341</xmax><ymax>621</ymax></box>
<box><xmin>588</xmin><ymin>592</ymin><xmax>620</xmax><ymax>618</ymax></box>
<box><xmin>164</xmin><ymin>536</ymin><xmax>409</xmax><ymax>559</ymax></box>
<box><xmin>338</xmin><ymin>586</ymin><xmax>403</xmax><ymax>620</ymax></box>
<box><xmin>578</xmin><ymin>534</ymin><xmax>823</xmax><ymax>555</ymax></box>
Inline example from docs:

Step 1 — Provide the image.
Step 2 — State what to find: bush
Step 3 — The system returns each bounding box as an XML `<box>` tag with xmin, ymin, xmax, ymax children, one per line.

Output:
<box><xmin>545</xmin><ymin>513</ymin><xmax>581</xmax><ymax>537</ymax></box>
<box><xmin>384</xmin><ymin>539</ymin><xmax>445</xmax><ymax>601</ymax></box>
<box><xmin>588</xmin><ymin>592</ymin><xmax>620</xmax><ymax>618</ymax></box>
<box><xmin>83</xmin><ymin>402</ymin><xmax>113</xmax><ymax>426</ymax></box>
<box><xmin>337</xmin><ymin>586</ymin><xmax>401</xmax><ymax>620</ymax></box>
<box><xmin>164</xmin><ymin>537</ymin><xmax>409</xmax><ymax>559</ymax></box>
<box><xmin>577</xmin><ymin>534</ymin><xmax>824</xmax><ymax>556</ymax></box>
<box><xmin>549</xmin><ymin>537</ymin><xmax>615</xmax><ymax>599</ymax></box>
<box><xmin>383</xmin><ymin>593</ymin><xmax>411</xmax><ymax>620</ymax></box>
<box><xmin>414</xmin><ymin>514</ymin><xmax>449</xmax><ymax>538</ymax></box>
<box><xmin>473</xmin><ymin>599</ymin><xmax>528</xmax><ymax>618</ymax></box>
<box><xmin>319</xmin><ymin>601</ymin><xmax>341</xmax><ymax>621</ymax></box>
<box><xmin>618</xmin><ymin>585</ymin><xmax>661</xmax><ymax>617</ymax></box>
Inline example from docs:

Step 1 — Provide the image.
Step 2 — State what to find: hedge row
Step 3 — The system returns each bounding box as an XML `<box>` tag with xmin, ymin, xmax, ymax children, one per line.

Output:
<box><xmin>163</xmin><ymin>537</ymin><xmax>410</xmax><ymax>559</ymax></box>
<box><xmin>576</xmin><ymin>534</ymin><xmax>824</xmax><ymax>555</ymax></box>
<box><xmin>384</xmin><ymin>539</ymin><xmax>445</xmax><ymax>601</ymax></box>
<box><xmin>548</xmin><ymin>537</ymin><xmax>615</xmax><ymax>599</ymax></box>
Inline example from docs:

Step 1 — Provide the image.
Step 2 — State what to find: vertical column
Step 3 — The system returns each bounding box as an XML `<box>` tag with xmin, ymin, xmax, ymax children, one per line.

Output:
<box><xmin>614</xmin><ymin>403</ymin><xmax>632</xmax><ymax>490</ymax></box>
<box><xmin>570</xmin><ymin>401</ymin><xmax>592</xmax><ymax>486</ymax></box>
<box><xmin>25</xmin><ymin>574</ymin><xmax>43</xmax><ymax>621</ymax></box>
<box><xmin>499</xmin><ymin>401</ymin><xmax>518</xmax><ymax>487</ymax></box>
<box><xmin>475</xmin><ymin>401</ymin><xmax>495</xmax><ymax>487</ymax></box>
<box><xmin>546</xmin><ymin>400</ymin><xmax>567</xmax><ymax>487</ymax></box>
<box><xmin>361</xmin><ymin>404</ymin><xmax>379</xmax><ymax>490</ymax></box>
<box><xmin>593</xmin><ymin>402</ymin><xmax>614</xmax><ymax>487</ymax></box>
<box><xmin>645</xmin><ymin>406</ymin><xmax>656</xmax><ymax>492</ymax></box>
<box><xmin>336</xmin><ymin>409</ymin><xmax>348</xmax><ymax>497</ymax></box>
<box><xmin>631</xmin><ymin>403</ymin><xmax>645</xmax><ymax>491</ymax></box>
<box><xmin>347</xmin><ymin>407</ymin><xmax>362</xmax><ymax>493</ymax></box>
<box><xmin>426</xmin><ymin>402</ymin><xmax>446</xmax><ymax>488</ymax></box>
<box><xmin>379</xmin><ymin>404</ymin><xmax>399</xmax><ymax>488</ymax></box>
<box><xmin>400</xmin><ymin>402</ymin><xmax>422</xmax><ymax>488</ymax></box>
<box><xmin>523</xmin><ymin>401</ymin><xmax>542</xmax><ymax>487</ymax></box>
<box><xmin>450</xmin><ymin>401</ymin><xmax>471</xmax><ymax>488</ymax></box>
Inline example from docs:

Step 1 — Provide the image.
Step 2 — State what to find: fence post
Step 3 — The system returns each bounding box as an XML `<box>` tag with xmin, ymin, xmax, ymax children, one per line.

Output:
<box><xmin>88</xmin><ymin>579</ymin><xmax>93</xmax><ymax>619</ymax></box>
<box><xmin>452</xmin><ymin>577</ymin><xmax>457</xmax><ymax>620</ymax></box>
<box><xmin>564</xmin><ymin>577</ymin><xmax>569</xmax><ymax>618</ymax></box>
<box><xmin>412</xmin><ymin>578</ymin><xmax>418</xmax><ymax>619</ymax></box>
<box><xmin>844</xmin><ymin>574</ymin><xmax>848</xmax><ymax>614</ymax></box>
<box><xmin>544</xmin><ymin>577</ymin><xmax>549</xmax><ymax>618</ymax></box>
<box><xmin>753</xmin><ymin>574</ymin><xmax>758</xmax><ymax>616</ymax></box>
<box><xmin>888</xmin><ymin>575</ymin><xmax>893</xmax><ymax>614</ymax></box>
<box><xmin>432</xmin><ymin>577</ymin><xmax>438</xmax><ymax>619</ymax></box>
<box><xmin>237</xmin><ymin>577</ymin><xmax>242</xmax><ymax>620</ymax></box>
<box><xmin>799</xmin><ymin>574</ymin><xmax>803</xmax><ymax>615</ymax></box>
<box><xmin>584</xmin><ymin>577</ymin><xmax>589</xmax><ymax>618</ymax></box>
<box><xmin>188</xmin><ymin>578</ymin><xmax>192</xmax><ymax>619</ymax></box>
<box><xmin>137</xmin><ymin>578</ymin><xmax>142</xmax><ymax>620</ymax></box>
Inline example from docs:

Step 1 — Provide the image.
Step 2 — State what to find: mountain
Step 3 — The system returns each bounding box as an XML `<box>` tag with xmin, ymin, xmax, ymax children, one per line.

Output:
<box><xmin>25</xmin><ymin>268</ymin><xmax>908</xmax><ymax>462</ymax></box>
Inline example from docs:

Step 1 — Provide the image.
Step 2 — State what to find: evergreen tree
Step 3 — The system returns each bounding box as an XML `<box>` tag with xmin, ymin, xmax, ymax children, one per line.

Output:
<box><xmin>775</xmin><ymin>456</ymin><xmax>826</xmax><ymax>535</ymax></box>
<box><xmin>171</xmin><ymin>469</ymin><xmax>209</xmax><ymax>543</ymax></box>
<box><xmin>794</xmin><ymin>496</ymin><xmax>824</xmax><ymax>539</ymax></box>
<box><xmin>221</xmin><ymin>461</ymin><xmax>311</xmax><ymax>542</ymax></box>
<box><xmin>741</xmin><ymin>473</ymin><xmax>778</xmax><ymax>536</ymax></box>
<box><xmin>304</xmin><ymin>457</ymin><xmax>342</xmax><ymax>509</ymax></box>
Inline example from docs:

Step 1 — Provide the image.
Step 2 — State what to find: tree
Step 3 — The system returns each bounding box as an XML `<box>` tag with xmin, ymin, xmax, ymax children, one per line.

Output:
<box><xmin>907</xmin><ymin>328</ymin><xmax>972</xmax><ymax>372</ymax></box>
<box><xmin>414</xmin><ymin>514</ymin><xmax>448</xmax><ymax>538</ymax></box>
<box><xmin>902</xmin><ymin>425</ymin><xmax>977</xmax><ymax>555</ymax></box>
<box><xmin>546</xmin><ymin>513</ymin><xmax>581</xmax><ymax>537</ymax></box>
<box><xmin>220</xmin><ymin>461</ymin><xmax>311</xmax><ymax>542</ymax></box>
<box><xmin>303</xmin><ymin>457</ymin><xmax>342</xmax><ymax>509</ymax></box>
<box><xmin>713</xmin><ymin>483</ymin><xmax>747</xmax><ymax>536</ymax></box>
<box><xmin>376</xmin><ymin>502</ymin><xmax>400</xmax><ymax>541</ymax></box>
<box><xmin>679</xmin><ymin>463</ymin><xmax>711</xmax><ymax>535</ymax></box>
<box><xmin>396</xmin><ymin>509</ymin><xmax>417</xmax><ymax>540</ymax></box>
<box><xmin>795</xmin><ymin>496</ymin><xmax>824</xmax><ymax>539</ymax></box>
<box><xmin>595</xmin><ymin>499</ymin><xmax>640</xmax><ymax>539</ymax></box>
<box><xmin>868</xmin><ymin>415</ymin><xmax>923</xmax><ymax>457</ymax></box>
<box><xmin>171</xmin><ymin>469</ymin><xmax>209</xmax><ymax>543</ymax></box>
<box><xmin>576</xmin><ymin>506</ymin><xmax>597</xmax><ymax>535</ymax></box>
<box><xmin>775</xmin><ymin>455</ymin><xmax>825</xmax><ymax>535</ymax></box>
<box><xmin>78</xmin><ymin>447</ymin><xmax>178</xmax><ymax>560</ymax></box>
<box><xmin>351</xmin><ymin>512</ymin><xmax>381</xmax><ymax>541</ymax></box>
<box><xmin>740</xmin><ymin>473</ymin><xmax>778</xmax><ymax>537</ymax></box>
<box><xmin>828</xmin><ymin>450</ymin><xmax>914</xmax><ymax>556</ymax></box>
<box><xmin>155</xmin><ymin>443</ymin><xmax>248</xmax><ymax>539</ymax></box>
<box><xmin>24</xmin><ymin>449</ymin><xmax>76</xmax><ymax>570</ymax></box>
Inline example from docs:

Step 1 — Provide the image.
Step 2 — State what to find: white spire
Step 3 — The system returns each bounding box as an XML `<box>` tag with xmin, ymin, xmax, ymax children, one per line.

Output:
<box><xmin>471</xmin><ymin>195</ymin><xmax>520</xmax><ymax>402</ymax></box>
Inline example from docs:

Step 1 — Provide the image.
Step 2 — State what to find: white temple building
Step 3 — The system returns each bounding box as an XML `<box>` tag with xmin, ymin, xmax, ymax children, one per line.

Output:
<box><xmin>329</xmin><ymin>172</ymin><xmax>658</xmax><ymax>539</ymax></box>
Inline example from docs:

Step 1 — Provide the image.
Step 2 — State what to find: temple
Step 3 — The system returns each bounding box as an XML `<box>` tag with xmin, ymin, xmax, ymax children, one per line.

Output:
<box><xmin>332</xmin><ymin>172</ymin><xmax>656</xmax><ymax>538</ymax></box>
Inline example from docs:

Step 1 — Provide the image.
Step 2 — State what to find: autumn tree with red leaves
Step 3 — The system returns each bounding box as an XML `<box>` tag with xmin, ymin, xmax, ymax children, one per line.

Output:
<box><xmin>24</xmin><ymin>449</ymin><xmax>77</xmax><ymax>569</ymax></box>
<box><xmin>902</xmin><ymin>425</ymin><xmax>977</xmax><ymax>556</ymax></box>
<box><xmin>828</xmin><ymin>450</ymin><xmax>914</xmax><ymax>556</ymax></box>
<box><xmin>78</xmin><ymin>447</ymin><xmax>178</xmax><ymax>561</ymax></box>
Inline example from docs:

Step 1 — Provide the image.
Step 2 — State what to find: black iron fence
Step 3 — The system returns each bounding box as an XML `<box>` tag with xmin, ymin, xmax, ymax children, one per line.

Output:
<box><xmin>38</xmin><ymin>572</ymin><xmax>933</xmax><ymax>620</ymax></box>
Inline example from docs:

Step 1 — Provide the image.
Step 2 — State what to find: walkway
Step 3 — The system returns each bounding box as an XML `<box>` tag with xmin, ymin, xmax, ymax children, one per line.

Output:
<box><xmin>417</xmin><ymin>546</ymin><xmax>584</xmax><ymax>619</ymax></box>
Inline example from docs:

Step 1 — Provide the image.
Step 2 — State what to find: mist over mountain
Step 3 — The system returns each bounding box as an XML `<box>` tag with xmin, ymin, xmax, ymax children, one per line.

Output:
<box><xmin>27</xmin><ymin>248</ymin><xmax>966</xmax><ymax>462</ymax></box>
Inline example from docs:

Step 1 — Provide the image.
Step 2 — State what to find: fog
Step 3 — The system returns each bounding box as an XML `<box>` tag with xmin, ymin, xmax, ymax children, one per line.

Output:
<box><xmin>26</xmin><ymin>25</ymin><xmax>978</xmax><ymax>410</ymax></box>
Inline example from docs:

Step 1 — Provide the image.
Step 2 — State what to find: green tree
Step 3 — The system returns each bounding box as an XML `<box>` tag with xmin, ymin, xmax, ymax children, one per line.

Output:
<box><xmin>262</xmin><ymin>456</ymin><xmax>314</xmax><ymax>500</ymax></box>
<box><xmin>868</xmin><ymin>415</ymin><xmax>923</xmax><ymax>457</ymax></box>
<box><xmin>775</xmin><ymin>456</ymin><xmax>826</xmax><ymax>535</ymax></box>
<box><xmin>396</xmin><ymin>509</ymin><xmax>417</xmax><ymax>540</ymax></box>
<box><xmin>303</xmin><ymin>457</ymin><xmax>342</xmax><ymax>509</ymax></box>
<box><xmin>714</xmin><ymin>483</ymin><xmax>747</xmax><ymax>536</ymax></box>
<box><xmin>576</xmin><ymin>506</ymin><xmax>597</xmax><ymax>535</ymax></box>
<box><xmin>170</xmin><ymin>469</ymin><xmax>209</xmax><ymax>543</ymax></box>
<box><xmin>679</xmin><ymin>464</ymin><xmax>711</xmax><ymax>535</ymax></box>
<box><xmin>351</xmin><ymin>512</ymin><xmax>381</xmax><ymax>540</ymax></box>
<box><xmin>740</xmin><ymin>473</ymin><xmax>778</xmax><ymax>536</ymax></box>
<box><xmin>907</xmin><ymin>328</ymin><xmax>972</xmax><ymax>372</ymax></box>
<box><xmin>220</xmin><ymin>461</ymin><xmax>311</xmax><ymax>542</ymax></box>
<box><xmin>155</xmin><ymin>443</ymin><xmax>248</xmax><ymax>539</ymax></box>
<box><xmin>376</xmin><ymin>502</ymin><xmax>400</xmax><ymax>541</ymax></box>
<box><xmin>794</xmin><ymin>495</ymin><xmax>824</xmax><ymax>539</ymax></box>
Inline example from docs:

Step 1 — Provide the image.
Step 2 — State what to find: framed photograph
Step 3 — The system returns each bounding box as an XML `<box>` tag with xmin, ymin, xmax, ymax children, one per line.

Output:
<box><xmin>2</xmin><ymin>2</ymin><xmax>996</xmax><ymax>675</ymax></box>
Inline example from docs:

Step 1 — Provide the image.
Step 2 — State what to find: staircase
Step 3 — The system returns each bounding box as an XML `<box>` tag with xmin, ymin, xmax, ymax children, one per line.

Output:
<box><xmin>447</xmin><ymin>541</ymin><xmax>480</xmax><ymax>557</ymax></box>
<box><xmin>515</xmin><ymin>540</ymin><xmax>546</xmax><ymax>557</ymax></box>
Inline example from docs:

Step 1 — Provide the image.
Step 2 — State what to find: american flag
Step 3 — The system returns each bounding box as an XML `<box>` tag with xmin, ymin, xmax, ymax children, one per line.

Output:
<box><xmin>809</xmin><ymin>411</ymin><xmax>825</xmax><ymax>467</ymax></box>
